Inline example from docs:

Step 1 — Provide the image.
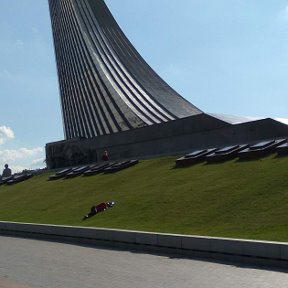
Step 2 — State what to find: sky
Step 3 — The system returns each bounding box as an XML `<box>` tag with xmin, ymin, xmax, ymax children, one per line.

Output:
<box><xmin>0</xmin><ymin>0</ymin><xmax>288</xmax><ymax>173</ymax></box>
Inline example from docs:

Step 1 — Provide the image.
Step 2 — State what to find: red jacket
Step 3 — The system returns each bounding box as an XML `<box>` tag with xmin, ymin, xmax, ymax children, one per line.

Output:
<box><xmin>95</xmin><ymin>202</ymin><xmax>107</xmax><ymax>213</ymax></box>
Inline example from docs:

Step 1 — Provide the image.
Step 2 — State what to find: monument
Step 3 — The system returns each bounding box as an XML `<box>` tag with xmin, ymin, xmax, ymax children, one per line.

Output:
<box><xmin>46</xmin><ymin>0</ymin><xmax>288</xmax><ymax>169</ymax></box>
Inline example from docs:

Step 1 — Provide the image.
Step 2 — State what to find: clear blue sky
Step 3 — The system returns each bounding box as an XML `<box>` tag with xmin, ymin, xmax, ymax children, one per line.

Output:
<box><xmin>0</xmin><ymin>0</ymin><xmax>288</xmax><ymax>172</ymax></box>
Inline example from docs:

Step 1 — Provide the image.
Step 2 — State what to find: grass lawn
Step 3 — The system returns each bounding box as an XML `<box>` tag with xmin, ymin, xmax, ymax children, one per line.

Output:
<box><xmin>0</xmin><ymin>154</ymin><xmax>288</xmax><ymax>242</ymax></box>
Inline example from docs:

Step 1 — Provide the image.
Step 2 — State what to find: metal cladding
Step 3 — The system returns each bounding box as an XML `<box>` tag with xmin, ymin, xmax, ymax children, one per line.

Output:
<box><xmin>48</xmin><ymin>0</ymin><xmax>202</xmax><ymax>139</ymax></box>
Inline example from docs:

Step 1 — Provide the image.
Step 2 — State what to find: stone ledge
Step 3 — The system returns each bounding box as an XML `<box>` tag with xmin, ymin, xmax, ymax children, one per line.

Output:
<box><xmin>0</xmin><ymin>221</ymin><xmax>287</xmax><ymax>268</ymax></box>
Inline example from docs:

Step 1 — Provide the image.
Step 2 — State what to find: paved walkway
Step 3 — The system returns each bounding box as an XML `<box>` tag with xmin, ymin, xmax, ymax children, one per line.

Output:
<box><xmin>0</xmin><ymin>236</ymin><xmax>287</xmax><ymax>288</ymax></box>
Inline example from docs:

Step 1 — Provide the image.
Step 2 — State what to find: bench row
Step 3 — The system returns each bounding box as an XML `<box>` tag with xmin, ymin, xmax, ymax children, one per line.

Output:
<box><xmin>49</xmin><ymin>159</ymin><xmax>139</xmax><ymax>180</ymax></box>
<box><xmin>176</xmin><ymin>138</ymin><xmax>288</xmax><ymax>167</ymax></box>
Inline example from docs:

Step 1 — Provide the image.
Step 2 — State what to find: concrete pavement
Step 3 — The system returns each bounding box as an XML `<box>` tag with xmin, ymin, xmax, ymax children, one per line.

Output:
<box><xmin>0</xmin><ymin>278</ymin><xmax>31</xmax><ymax>288</ymax></box>
<box><xmin>0</xmin><ymin>236</ymin><xmax>287</xmax><ymax>288</ymax></box>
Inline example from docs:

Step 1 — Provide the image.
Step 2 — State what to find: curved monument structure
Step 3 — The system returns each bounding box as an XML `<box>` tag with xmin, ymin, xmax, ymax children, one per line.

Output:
<box><xmin>48</xmin><ymin>0</ymin><xmax>202</xmax><ymax>139</ymax></box>
<box><xmin>46</xmin><ymin>0</ymin><xmax>288</xmax><ymax>169</ymax></box>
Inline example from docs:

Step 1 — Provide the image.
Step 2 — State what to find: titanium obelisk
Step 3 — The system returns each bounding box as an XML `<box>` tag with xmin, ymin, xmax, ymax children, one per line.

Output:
<box><xmin>48</xmin><ymin>0</ymin><xmax>202</xmax><ymax>139</ymax></box>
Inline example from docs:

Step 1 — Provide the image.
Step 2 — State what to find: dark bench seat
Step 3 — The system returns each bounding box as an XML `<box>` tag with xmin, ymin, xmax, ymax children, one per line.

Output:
<box><xmin>6</xmin><ymin>173</ymin><xmax>33</xmax><ymax>185</ymax></box>
<box><xmin>175</xmin><ymin>148</ymin><xmax>217</xmax><ymax>167</ymax></box>
<box><xmin>276</xmin><ymin>142</ymin><xmax>288</xmax><ymax>157</ymax></box>
<box><xmin>0</xmin><ymin>175</ymin><xmax>14</xmax><ymax>185</ymax></box>
<box><xmin>238</xmin><ymin>139</ymin><xmax>286</xmax><ymax>160</ymax></box>
<box><xmin>64</xmin><ymin>165</ymin><xmax>91</xmax><ymax>179</ymax></box>
<box><xmin>49</xmin><ymin>168</ymin><xmax>72</xmax><ymax>180</ymax></box>
<box><xmin>206</xmin><ymin>144</ymin><xmax>248</xmax><ymax>163</ymax></box>
<box><xmin>104</xmin><ymin>160</ymin><xmax>139</xmax><ymax>173</ymax></box>
<box><xmin>82</xmin><ymin>162</ymin><xmax>115</xmax><ymax>176</ymax></box>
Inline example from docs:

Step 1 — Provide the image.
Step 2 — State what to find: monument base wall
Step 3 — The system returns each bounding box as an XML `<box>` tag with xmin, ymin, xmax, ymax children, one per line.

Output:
<box><xmin>45</xmin><ymin>114</ymin><xmax>288</xmax><ymax>169</ymax></box>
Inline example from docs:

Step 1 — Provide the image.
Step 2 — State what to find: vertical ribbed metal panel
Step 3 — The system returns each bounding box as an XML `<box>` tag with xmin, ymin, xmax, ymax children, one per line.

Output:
<box><xmin>48</xmin><ymin>0</ymin><xmax>202</xmax><ymax>139</ymax></box>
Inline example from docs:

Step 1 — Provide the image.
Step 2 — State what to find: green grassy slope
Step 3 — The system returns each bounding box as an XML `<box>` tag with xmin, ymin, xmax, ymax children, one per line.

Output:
<box><xmin>0</xmin><ymin>155</ymin><xmax>288</xmax><ymax>242</ymax></box>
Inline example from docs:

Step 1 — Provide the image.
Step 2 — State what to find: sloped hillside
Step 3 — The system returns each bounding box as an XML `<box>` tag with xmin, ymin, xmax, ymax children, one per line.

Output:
<box><xmin>0</xmin><ymin>155</ymin><xmax>288</xmax><ymax>242</ymax></box>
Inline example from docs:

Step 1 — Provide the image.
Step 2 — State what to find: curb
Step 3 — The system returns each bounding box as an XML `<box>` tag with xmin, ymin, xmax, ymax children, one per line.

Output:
<box><xmin>1</xmin><ymin>221</ymin><xmax>287</xmax><ymax>269</ymax></box>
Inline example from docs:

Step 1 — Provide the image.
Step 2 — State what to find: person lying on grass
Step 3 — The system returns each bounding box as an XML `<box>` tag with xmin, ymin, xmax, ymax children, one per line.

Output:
<box><xmin>82</xmin><ymin>201</ymin><xmax>115</xmax><ymax>220</ymax></box>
